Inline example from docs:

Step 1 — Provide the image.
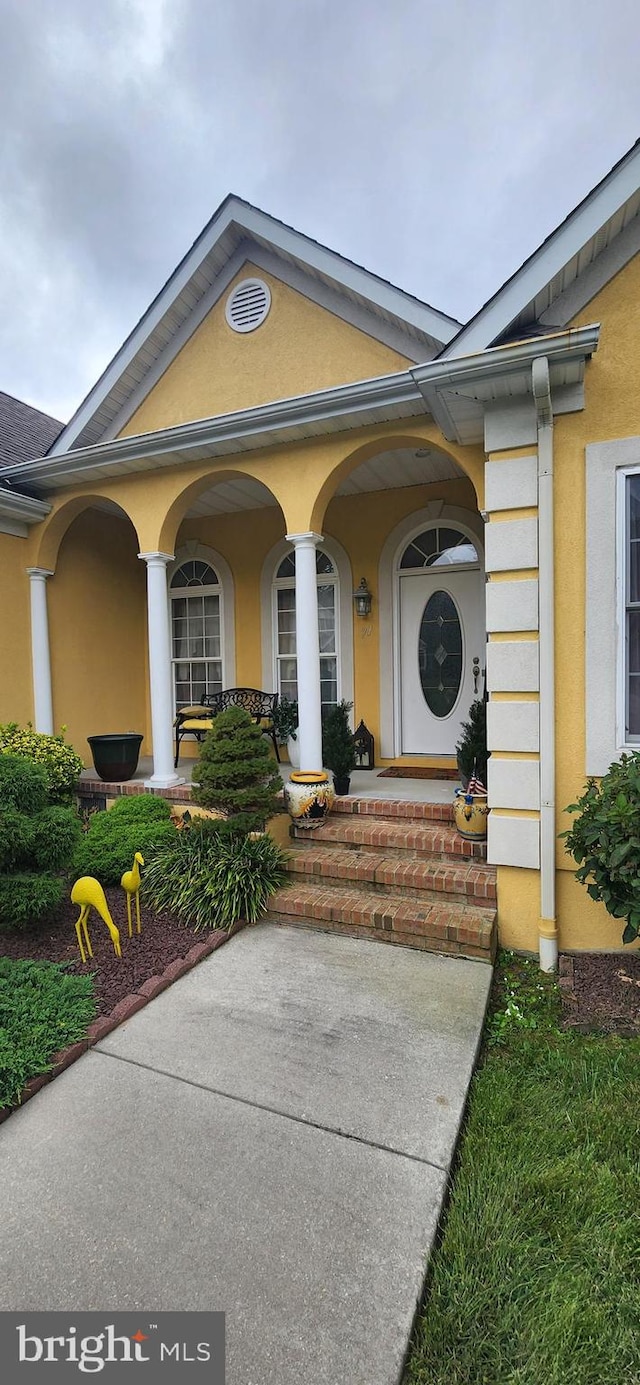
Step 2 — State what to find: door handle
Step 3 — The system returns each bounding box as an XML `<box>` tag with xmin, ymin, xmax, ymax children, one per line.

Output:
<box><xmin>472</xmin><ymin>657</ymin><xmax>480</xmax><ymax>695</ymax></box>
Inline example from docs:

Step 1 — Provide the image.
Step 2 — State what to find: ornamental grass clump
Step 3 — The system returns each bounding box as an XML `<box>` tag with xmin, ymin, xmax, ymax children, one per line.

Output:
<box><xmin>194</xmin><ymin>706</ymin><xmax>282</xmax><ymax>833</ymax></box>
<box><xmin>143</xmin><ymin>819</ymin><xmax>288</xmax><ymax>930</ymax></box>
<box><xmin>562</xmin><ymin>751</ymin><xmax>640</xmax><ymax>944</ymax></box>
<box><xmin>0</xmin><ymin>755</ymin><xmax>82</xmax><ymax>931</ymax></box>
<box><xmin>0</xmin><ymin>723</ymin><xmax>83</xmax><ymax>802</ymax></box>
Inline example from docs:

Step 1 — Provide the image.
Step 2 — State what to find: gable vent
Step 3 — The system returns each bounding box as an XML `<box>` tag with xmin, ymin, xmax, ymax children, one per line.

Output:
<box><xmin>225</xmin><ymin>278</ymin><xmax>271</xmax><ymax>333</ymax></box>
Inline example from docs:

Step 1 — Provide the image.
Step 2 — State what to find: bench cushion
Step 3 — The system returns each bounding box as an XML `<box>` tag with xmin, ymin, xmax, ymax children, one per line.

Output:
<box><xmin>179</xmin><ymin>718</ymin><xmax>214</xmax><ymax>733</ymax></box>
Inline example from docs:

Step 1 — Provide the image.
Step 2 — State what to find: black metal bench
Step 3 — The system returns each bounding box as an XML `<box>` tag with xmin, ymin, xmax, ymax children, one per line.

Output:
<box><xmin>174</xmin><ymin>688</ymin><xmax>280</xmax><ymax>767</ymax></box>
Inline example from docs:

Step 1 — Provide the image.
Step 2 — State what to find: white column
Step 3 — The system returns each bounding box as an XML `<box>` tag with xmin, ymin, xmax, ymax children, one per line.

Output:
<box><xmin>26</xmin><ymin>567</ymin><xmax>54</xmax><ymax>734</ymax></box>
<box><xmin>287</xmin><ymin>531</ymin><xmax>324</xmax><ymax>771</ymax></box>
<box><xmin>139</xmin><ymin>551</ymin><xmax>183</xmax><ymax>787</ymax></box>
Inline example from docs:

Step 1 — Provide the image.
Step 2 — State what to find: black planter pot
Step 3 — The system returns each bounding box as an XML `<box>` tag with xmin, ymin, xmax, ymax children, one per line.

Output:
<box><xmin>333</xmin><ymin>773</ymin><xmax>351</xmax><ymax>796</ymax></box>
<box><xmin>87</xmin><ymin>733</ymin><xmax>144</xmax><ymax>783</ymax></box>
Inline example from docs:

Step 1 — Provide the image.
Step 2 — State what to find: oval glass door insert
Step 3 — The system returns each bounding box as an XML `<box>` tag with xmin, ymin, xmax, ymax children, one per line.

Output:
<box><xmin>418</xmin><ymin>591</ymin><xmax>463</xmax><ymax>717</ymax></box>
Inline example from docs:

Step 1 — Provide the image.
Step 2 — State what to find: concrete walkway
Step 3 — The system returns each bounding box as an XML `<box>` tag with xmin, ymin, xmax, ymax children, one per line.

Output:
<box><xmin>0</xmin><ymin>925</ymin><xmax>491</xmax><ymax>1384</ymax></box>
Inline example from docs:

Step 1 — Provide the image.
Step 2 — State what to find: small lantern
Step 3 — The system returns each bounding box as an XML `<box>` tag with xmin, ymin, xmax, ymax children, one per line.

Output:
<box><xmin>353</xmin><ymin>719</ymin><xmax>375</xmax><ymax>769</ymax></box>
<box><xmin>353</xmin><ymin>577</ymin><xmax>372</xmax><ymax>618</ymax></box>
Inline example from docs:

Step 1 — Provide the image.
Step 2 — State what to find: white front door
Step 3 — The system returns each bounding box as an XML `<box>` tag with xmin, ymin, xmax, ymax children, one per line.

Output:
<box><xmin>399</xmin><ymin>570</ymin><xmax>485</xmax><ymax>755</ymax></box>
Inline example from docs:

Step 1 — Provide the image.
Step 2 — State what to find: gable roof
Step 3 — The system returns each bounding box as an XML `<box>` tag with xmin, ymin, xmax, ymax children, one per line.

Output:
<box><xmin>49</xmin><ymin>196</ymin><xmax>462</xmax><ymax>458</ymax></box>
<box><xmin>440</xmin><ymin>138</ymin><xmax>640</xmax><ymax>359</ymax></box>
<box><xmin>0</xmin><ymin>390</ymin><xmax>63</xmax><ymax>466</ymax></box>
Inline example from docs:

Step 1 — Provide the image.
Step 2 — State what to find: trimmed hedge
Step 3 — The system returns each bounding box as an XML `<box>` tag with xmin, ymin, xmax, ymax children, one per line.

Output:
<box><xmin>73</xmin><ymin>794</ymin><xmax>176</xmax><ymax>886</ymax></box>
<box><xmin>0</xmin><ymin>873</ymin><xmax>65</xmax><ymax>931</ymax></box>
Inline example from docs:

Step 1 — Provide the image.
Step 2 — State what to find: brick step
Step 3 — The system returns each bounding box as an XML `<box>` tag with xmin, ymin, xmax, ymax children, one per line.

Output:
<box><xmin>292</xmin><ymin>817</ymin><xmax>486</xmax><ymax>862</ymax></box>
<box><xmin>286</xmin><ymin>846</ymin><xmax>496</xmax><ymax>907</ymax></box>
<box><xmin>267</xmin><ymin>882</ymin><xmax>496</xmax><ymax>962</ymax></box>
<box><xmin>331</xmin><ymin>796</ymin><xmax>454</xmax><ymax>823</ymax></box>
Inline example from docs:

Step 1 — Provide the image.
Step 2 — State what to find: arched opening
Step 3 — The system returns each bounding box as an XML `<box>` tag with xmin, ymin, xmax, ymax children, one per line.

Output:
<box><xmin>46</xmin><ymin>499</ymin><xmax>147</xmax><ymax>757</ymax></box>
<box><xmin>303</xmin><ymin>438</ymin><xmax>486</xmax><ymax>763</ymax></box>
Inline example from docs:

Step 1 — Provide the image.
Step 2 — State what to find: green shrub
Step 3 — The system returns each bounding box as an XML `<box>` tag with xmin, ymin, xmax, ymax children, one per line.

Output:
<box><xmin>194</xmin><ymin>706</ymin><xmax>282</xmax><ymax>832</ymax></box>
<box><xmin>455</xmin><ymin>698</ymin><xmax>488</xmax><ymax>788</ymax></box>
<box><xmin>107</xmin><ymin>794</ymin><xmax>172</xmax><ymax>822</ymax></box>
<box><xmin>0</xmin><ymin>723</ymin><xmax>83</xmax><ymax>802</ymax></box>
<box><xmin>0</xmin><ymin>754</ymin><xmax>48</xmax><ymax>814</ymax></box>
<box><xmin>562</xmin><ymin>751</ymin><xmax>640</xmax><ymax>944</ymax></box>
<box><xmin>31</xmin><ymin>806</ymin><xmax>83</xmax><ymax>873</ymax></box>
<box><xmin>73</xmin><ymin>794</ymin><xmax>175</xmax><ymax>886</ymax></box>
<box><xmin>0</xmin><ymin>810</ymin><xmax>34</xmax><ymax>871</ymax></box>
<box><xmin>0</xmin><ymin>958</ymin><xmax>95</xmax><ymax>1108</ymax></box>
<box><xmin>0</xmin><ymin>873</ymin><xmax>65</xmax><ymax>930</ymax></box>
<box><xmin>322</xmin><ymin>700</ymin><xmax>356</xmax><ymax>780</ymax></box>
<box><xmin>144</xmin><ymin>819</ymin><xmax>288</xmax><ymax>930</ymax></box>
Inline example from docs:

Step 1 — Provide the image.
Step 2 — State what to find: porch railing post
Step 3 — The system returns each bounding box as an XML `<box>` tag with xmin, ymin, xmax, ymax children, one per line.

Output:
<box><xmin>26</xmin><ymin>567</ymin><xmax>54</xmax><ymax>734</ymax></box>
<box><xmin>287</xmin><ymin>531</ymin><xmax>324</xmax><ymax>771</ymax></box>
<box><xmin>139</xmin><ymin>551</ymin><xmax>183</xmax><ymax>787</ymax></box>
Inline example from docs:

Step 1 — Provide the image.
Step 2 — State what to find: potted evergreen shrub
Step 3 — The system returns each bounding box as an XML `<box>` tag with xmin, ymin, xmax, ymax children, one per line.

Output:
<box><xmin>454</xmin><ymin>698</ymin><xmax>489</xmax><ymax>841</ymax></box>
<box><xmin>272</xmin><ymin>698</ymin><xmax>299</xmax><ymax>769</ymax></box>
<box><xmin>322</xmin><ymin>700</ymin><xmax>357</xmax><ymax>796</ymax></box>
<box><xmin>193</xmin><ymin>706</ymin><xmax>283</xmax><ymax>833</ymax></box>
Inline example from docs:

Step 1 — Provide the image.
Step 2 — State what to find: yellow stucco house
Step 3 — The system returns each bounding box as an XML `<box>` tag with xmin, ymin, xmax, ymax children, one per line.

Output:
<box><xmin>2</xmin><ymin>140</ymin><xmax>640</xmax><ymax>966</ymax></box>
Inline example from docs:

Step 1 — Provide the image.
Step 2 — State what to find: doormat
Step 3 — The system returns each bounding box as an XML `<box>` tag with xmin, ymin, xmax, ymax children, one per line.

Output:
<box><xmin>378</xmin><ymin>766</ymin><xmax>460</xmax><ymax>781</ymax></box>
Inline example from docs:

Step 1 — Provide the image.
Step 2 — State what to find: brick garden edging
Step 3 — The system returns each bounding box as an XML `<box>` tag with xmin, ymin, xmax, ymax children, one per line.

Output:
<box><xmin>0</xmin><ymin>922</ymin><xmax>244</xmax><ymax>1128</ymax></box>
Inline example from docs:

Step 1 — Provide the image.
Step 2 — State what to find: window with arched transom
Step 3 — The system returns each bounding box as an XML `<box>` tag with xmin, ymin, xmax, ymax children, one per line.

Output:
<box><xmin>170</xmin><ymin>559</ymin><xmax>223</xmax><ymax>707</ymax></box>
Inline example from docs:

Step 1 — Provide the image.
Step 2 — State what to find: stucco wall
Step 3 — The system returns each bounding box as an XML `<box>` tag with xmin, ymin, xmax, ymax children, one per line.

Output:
<box><xmin>47</xmin><ymin>508</ymin><xmax>148</xmax><ymax>762</ymax></box>
<box><xmin>0</xmin><ymin>532</ymin><xmax>33</xmax><ymax>726</ymax></box>
<box><xmin>121</xmin><ymin>263</ymin><xmax>412</xmax><ymax>438</ymax></box>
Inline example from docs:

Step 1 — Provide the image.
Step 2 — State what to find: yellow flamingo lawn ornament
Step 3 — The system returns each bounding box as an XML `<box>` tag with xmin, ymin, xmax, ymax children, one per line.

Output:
<box><xmin>70</xmin><ymin>877</ymin><xmax>122</xmax><ymax>963</ymax></box>
<box><xmin>121</xmin><ymin>852</ymin><xmax>144</xmax><ymax>937</ymax></box>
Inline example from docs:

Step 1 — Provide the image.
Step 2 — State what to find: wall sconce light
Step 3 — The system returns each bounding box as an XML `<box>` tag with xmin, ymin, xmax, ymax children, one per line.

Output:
<box><xmin>353</xmin><ymin>577</ymin><xmax>372</xmax><ymax>618</ymax></box>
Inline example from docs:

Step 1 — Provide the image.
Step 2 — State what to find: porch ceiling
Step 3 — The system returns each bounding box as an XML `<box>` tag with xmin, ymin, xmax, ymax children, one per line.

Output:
<box><xmin>181</xmin><ymin>446</ymin><xmax>465</xmax><ymax>519</ymax></box>
<box><xmin>335</xmin><ymin>446</ymin><xmax>463</xmax><ymax>495</ymax></box>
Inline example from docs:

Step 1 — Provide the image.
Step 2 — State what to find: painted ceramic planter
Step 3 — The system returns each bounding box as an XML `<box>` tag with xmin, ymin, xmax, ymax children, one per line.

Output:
<box><xmin>284</xmin><ymin>770</ymin><xmax>335</xmax><ymax>828</ymax></box>
<box><xmin>454</xmin><ymin>788</ymin><xmax>489</xmax><ymax>842</ymax></box>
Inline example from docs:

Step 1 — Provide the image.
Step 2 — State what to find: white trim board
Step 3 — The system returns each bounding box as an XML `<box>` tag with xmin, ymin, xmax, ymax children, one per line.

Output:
<box><xmin>440</xmin><ymin>139</ymin><xmax>640</xmax><ymax>358</ymax></box>
<box><xmin>585</xmin><ymin>435</ymin><xmax>640</xmax><ymax>775</ymax></box>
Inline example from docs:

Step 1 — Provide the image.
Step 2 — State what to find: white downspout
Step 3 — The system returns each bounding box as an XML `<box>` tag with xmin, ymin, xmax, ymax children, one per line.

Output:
<box><xmin>532</xmin><ymin>356</ymin><xmax>558</xmax><ymax>971</ymax></box>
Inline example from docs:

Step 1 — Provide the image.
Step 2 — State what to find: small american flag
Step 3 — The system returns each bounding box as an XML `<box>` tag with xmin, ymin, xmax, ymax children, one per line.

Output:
<box><xmin>466</xmin><ymin>773</ymin><xmax>487</xmax><ymax>797</ymax></box>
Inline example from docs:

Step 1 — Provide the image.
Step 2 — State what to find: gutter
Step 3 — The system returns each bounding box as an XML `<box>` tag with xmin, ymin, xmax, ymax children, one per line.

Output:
<box><xmin>532</xmin><ymin>355</ymin><xmax>558</xmax><ymax>972</ymax></box>
<box><xmin>0</xmin><ymin>486</ymin><xmax>51</xmax><ymax>536</ymax></box>
<box><xmin>0</xmin><ymin>325</ymin><xmax>601</xmax><ymax>492</ymax></box>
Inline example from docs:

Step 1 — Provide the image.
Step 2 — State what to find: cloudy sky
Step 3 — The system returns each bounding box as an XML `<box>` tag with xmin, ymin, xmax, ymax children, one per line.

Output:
<box><xmin>1</xmin><ymin>0</ymin><xmax>640</xmax><ymax>424</ymax></box>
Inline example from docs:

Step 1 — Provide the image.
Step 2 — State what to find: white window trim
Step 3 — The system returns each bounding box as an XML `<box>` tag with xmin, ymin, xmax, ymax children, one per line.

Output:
<box><xmin>586</xmin><ymin>436</ymin><xmax>640</xmax><ymax>775</ymax></box>
<box><xmin>261</xmin><ymin>535</ymin><xmax>354</xmax><ymax>711</ymax></box>
<box><xmin>167</xmin><ymin>542</ymin><xmax>235</xmax><ymax>711</ymax></box>
<box><xmin>616</xmin><ymin>465</ymin><xmax>640</xmax><ymax>749</ymax></box>
<box><xmin>272</xmin><ymin>555</ymin><xmax>340</xmax><ymax>707</ymax></box>
<box><xmin>378</xmin><ymin>504</ymin><xmax>485</xmax><ymax>759</ymax></box>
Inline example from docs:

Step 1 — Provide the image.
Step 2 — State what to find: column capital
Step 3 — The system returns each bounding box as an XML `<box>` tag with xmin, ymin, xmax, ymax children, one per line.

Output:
<box><xmin>138</xmin><ymin>551</ymin><xmax>175</xmax><ymax>566</ymax></box>
<box><xmin>285</xmin><ymin>531</ymin><xmax>323</xmax><ymax>548</ymax></box>
<box><xmin>26</xmin><ymin>567</ymin><xmax>54</xmax><ymax>580</ymax></box>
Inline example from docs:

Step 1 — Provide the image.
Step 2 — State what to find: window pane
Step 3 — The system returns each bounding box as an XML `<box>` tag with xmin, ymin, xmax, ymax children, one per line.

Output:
<box><xmin>316</xmin><ymin>550</ymin><xmax>334</xmax><ymax>574</ymax></box>
<box><xmin>629</xmin><ymin>476</ymin><xmax>640</xmax><ymax>541</ymax></box>
<box><xmin>276</xmin><ymin>554</ymin><xmax>296</xmax><ymax>579</ymax></box>
<box><xmin>172</xmin><ymin>596</ymin><xmax>187</xmax><ymax>618</ymax></box>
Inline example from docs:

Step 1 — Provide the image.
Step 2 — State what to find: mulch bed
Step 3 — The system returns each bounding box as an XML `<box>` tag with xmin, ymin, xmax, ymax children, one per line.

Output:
<box><xmin>559</xmin><ymin>951</ymin><xmax>640</xmax><ymax>1036</ymax></box>
<box><xmin>0</xmin><ymin>889</ymin><xmax>216</xmax><ymax>1018</ymax></box>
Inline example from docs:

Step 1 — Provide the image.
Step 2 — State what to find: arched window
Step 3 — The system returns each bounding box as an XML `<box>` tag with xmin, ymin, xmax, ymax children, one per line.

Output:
<box><xmin>170</xmin><ymin>559</ymin><xmax>223</xmax><ymax>708</ymax></box>
<box><xmin>273</xmin><ymin>548</ymin><xmax>338</xmax><ymax>715</ymax></box>
<box><xmin>399</xmin><ymin>527</ymin><xmax>479</xmax><ymax>570</ymax></box>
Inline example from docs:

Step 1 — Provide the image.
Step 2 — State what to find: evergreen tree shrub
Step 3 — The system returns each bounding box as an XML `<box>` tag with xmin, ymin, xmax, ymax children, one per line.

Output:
<box><xmin>455</xmin><ymin>699</ymin><xmax>488</xmax><ymax>788</ymax></box>
<box><xmin>322</xmin><ymin>700</ymin><xmax>357</xmax><ymax>782</ymax></box>
<box><xmin>193</xmin><ymin>706</ymin><xmax>282</xmax><ymax>832</ymax></box>
<box><xmin>0</xmin><ymin>723</ymin><xmax>83</xmax><ymax>801</ymax></box>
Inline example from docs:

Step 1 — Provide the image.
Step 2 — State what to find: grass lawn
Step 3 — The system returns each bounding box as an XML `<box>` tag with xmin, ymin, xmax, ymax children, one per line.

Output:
<box><xmin>0</xmin><ymin>957</ymin><xmax>96</xmax><ymax>1109</ymax></box>
<box><xmin>405</xmin><ymin>953</ymin><xmax>640</xmax><ymax>1385</ymax></box>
